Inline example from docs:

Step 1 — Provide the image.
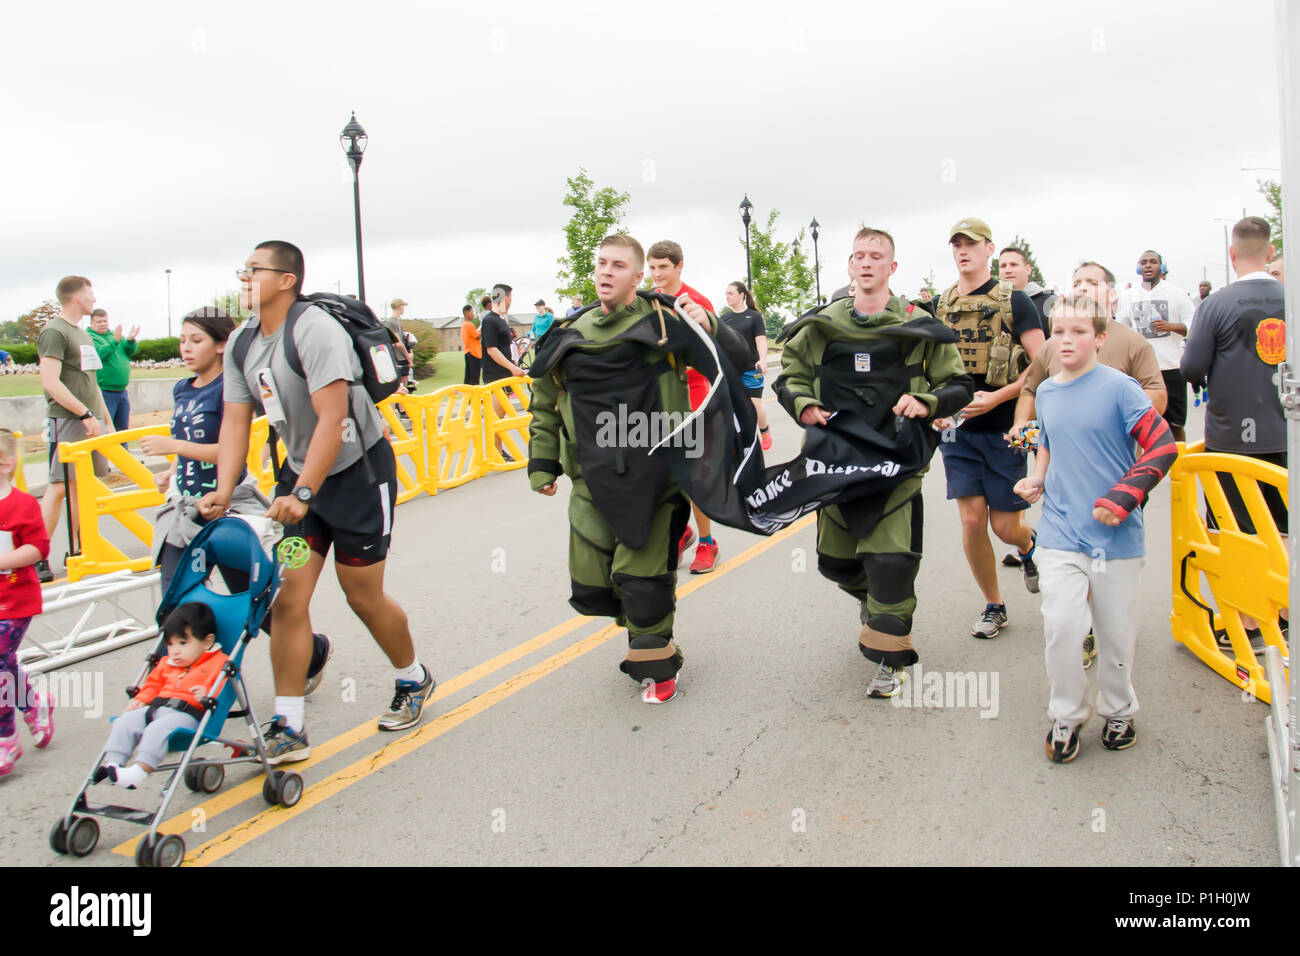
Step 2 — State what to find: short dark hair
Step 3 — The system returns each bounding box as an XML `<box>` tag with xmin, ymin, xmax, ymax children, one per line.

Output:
<box><xmin>998</xmin><ymin>246</ymin><xmax>1029</xmax><ymax>265</ymax></box>
<box><xmin>646</xmin><ymin>240</ymin><xmax>683</xmax><ymax>266</ymax></box>
<box><xmin>181</xmin><ymin>306</ymin><xmax>237</xmax><ymax>344</ymax></box>
<box><xmin>490</xmin><ymin>283</ymin><xmax>513</xmax><ymax>303</ymax></box>
<box><xmin>480</xmin><ymin>295</ymin><xmax>492</xmax><ymax>310</ymax></box>
<box><xmin>462</xmin><ymin>304</ymin><xmax>474</xmax><ymax>314</ymax></box>
<box><xmin>162</xmin><ymin>601</ymin><xmax>218</xmax><ymax>643</ymax></box>
<box><xmin>254</xmin><ymin>240</ymin><xmax>305</xmax><ymax>295</ymax></box>
<box><xmin>56</xmin><ymin>276</ymin><xmax>91</xmax><ymax>304</ymax></box>
<box><xmin>90</xmin><ymin>308</ymin><xmax>108</xmax><ymax>318</ymax></box>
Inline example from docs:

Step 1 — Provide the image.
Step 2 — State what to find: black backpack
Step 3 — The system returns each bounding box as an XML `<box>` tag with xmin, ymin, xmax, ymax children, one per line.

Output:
<box><xmin>232</xmin><ymin>293</ymin><xmax>403</xmax><ymax>404</ymax></box>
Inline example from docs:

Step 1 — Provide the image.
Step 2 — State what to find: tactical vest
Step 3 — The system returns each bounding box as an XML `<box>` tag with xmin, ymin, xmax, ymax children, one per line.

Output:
<box><xmin>934</xmin><ymin>280</ymin><xmax>1021</xmax><ymax>384</ymax></box>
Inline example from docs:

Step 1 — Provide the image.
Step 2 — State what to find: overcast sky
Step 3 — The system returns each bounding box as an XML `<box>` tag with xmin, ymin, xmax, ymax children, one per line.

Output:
<box><xmin>0</xmin><ymin>0</ymin><xmax>1284</xmax><ymax>334</ymax></box>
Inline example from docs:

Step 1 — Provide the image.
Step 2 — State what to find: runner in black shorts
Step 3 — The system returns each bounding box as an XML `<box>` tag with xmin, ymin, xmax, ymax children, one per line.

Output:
<box><xmin>200</xmin><ymin>240</ymin><xmax>435</xmax><ymax>766</ymax></box>
<box><xmin>932</xmin><ymin>218</ymin><xmax>1046</xmax><ymax>640</ymax></box>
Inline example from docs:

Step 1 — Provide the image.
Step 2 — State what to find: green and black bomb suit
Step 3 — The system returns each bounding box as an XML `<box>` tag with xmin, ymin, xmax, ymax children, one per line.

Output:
<box><xmin>774</xmin><ymin>296</ymin><xmax>973</xmax><ymax>667</ymax></box>
<box><xmin>527</xmin><ymin>291</ymin><xmax>744</xmax><ymax>684</ymax></box>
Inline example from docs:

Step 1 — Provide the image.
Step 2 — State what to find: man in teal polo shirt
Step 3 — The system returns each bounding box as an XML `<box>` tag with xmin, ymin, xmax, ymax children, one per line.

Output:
<box><xmin>88</xmin><ymin>308</ymin><xmax>139</xmax><ymax>433</ymax></box>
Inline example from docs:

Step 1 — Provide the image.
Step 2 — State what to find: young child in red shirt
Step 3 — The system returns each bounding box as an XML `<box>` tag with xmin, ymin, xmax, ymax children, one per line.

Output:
<box><xmin>0</xmin><ymin>428</ymin><xmax>53</xmax><ymax>775</ymax></box>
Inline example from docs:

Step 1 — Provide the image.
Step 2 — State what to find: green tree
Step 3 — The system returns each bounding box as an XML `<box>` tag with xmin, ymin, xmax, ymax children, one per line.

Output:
<box><xmin>556</xmin><ymin>167</ymin><xmax>631</xmax><ymax>304</ymax></box>
<box><xmin>465</xmin><ymin>287</ymin><xmax>487</xmax><ymax>309</ymax></box>
<box><xmin>211</xmin><ymin>289</ymin><xmax>253</xmax><ymax>321</ymax></box>
<box><xmin>16</xmin><ymin>301</ymin><xmax>58</xmax><ymax>344</ymax></box>
<box><xmin>0</xmin><ymin>320</ymin><xmax>21</xmax><ymax>340</ymax></box>
<box><xmin>1259</xmin><ymin>178</ymin><xmax>1283</xmax><ymax>253</ymax></box>
<box><xmin>744</xmin><ymin>209</ymin><xmax>815</xmax><ymax>327</ymax></box>
<box><xmin>989</xmin><ymin>234</ymin><xmax>1044</xmax><ymax>285</ymax></box>
<box><xmin>920</xmin><ymin>269</ymin><xmax>938</xmax><ymax>298</ymax></box>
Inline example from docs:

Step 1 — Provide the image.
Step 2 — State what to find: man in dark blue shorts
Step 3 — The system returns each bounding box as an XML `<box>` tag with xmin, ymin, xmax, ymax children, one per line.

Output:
<box><xmin>933</xmin><ymin>218</ymin><xmax>1046</xmax><ymax>638</ymax></box>
<box><xmin>200</xmin><ymin>240</ymin><xmax>434</xmax><ymax>764</ymax></box>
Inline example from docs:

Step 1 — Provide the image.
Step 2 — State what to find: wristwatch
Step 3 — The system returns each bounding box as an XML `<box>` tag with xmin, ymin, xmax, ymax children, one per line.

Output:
<box><xmin>78</xmin><ymin>410</ymin><xmax>93</xmax><ymax>421</ymax></box>
<box><xmin>292</xmin><ymin>486</ymin><xmax>314</xmax><ymax>506</ymax></box>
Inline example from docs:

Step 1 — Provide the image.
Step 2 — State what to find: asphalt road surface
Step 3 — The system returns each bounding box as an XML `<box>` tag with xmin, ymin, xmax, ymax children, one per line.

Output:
<box><xmin>1</xmin><ymin>397</ymin><xmax>1280</xmax><ymax>867</ymax></box>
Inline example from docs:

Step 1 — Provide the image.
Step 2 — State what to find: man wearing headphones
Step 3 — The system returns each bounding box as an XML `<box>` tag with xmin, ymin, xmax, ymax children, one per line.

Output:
<box><xmin>1116</xmin><ymin>251</ymin><xmax>1195</xmax><ymax>441</ymax></box>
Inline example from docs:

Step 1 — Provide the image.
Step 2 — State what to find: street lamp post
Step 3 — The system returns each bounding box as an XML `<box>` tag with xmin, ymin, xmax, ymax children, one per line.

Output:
<box><xmin>164</xmin><ymin>268</ymin><xmax>172</xmax><ymax>337</ymax></box>
<box><xmin>809</xmin><ymin>218</ymin><xmax>822</xmax><ymax>304</ymax></box>
<box><xmin>740</xmin><ymin>194</ymin><xmax>753</xmax><ymax>288</ymax></box>
<box><xmin>340</xmin><ymin>112</ymin><xmax>369</xmax><ymax>303</ymax></box>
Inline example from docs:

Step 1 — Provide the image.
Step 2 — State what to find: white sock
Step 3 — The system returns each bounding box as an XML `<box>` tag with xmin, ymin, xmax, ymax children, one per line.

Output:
<box><xmin>394</xmin><ymin>658</ymin><xmax>424</xmax><ymax>684</ymax></box>
<box><xmin>114</xmin><ymin>764</ymin><xmax>148</xmax><ymax>789</ymax></box>
<box><xmin>275</xmin><ymin>696</ymin><xmax>305</xmax><ymax>733</ymax></box>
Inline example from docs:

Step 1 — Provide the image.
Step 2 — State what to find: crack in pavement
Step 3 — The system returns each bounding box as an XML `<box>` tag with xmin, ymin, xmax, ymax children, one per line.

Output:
<box><xmin>634</xmin><ymin>724</ymin><xmax>770</xmax><ymax>864</ymax></box>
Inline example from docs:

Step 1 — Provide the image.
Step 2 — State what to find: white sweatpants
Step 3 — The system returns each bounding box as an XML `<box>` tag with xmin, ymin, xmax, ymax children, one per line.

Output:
<box><xmin>1037</xmin><ymin>547</ymin><xmax>1144</xmax><ymax>727</ymax></box>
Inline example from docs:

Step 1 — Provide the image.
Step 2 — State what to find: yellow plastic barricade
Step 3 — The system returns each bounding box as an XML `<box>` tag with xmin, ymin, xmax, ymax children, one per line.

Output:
<box><xmin>1170</xmin><ymin>439</ymin><xmax>1290</xmax><ymax>704</ymax></box>
<box><xmin>60</xmin><ymin>425</ymin><xmax>169</xmax><ymax>581</ymax></box>
<box><xmin>481</xmin><ymin>377</ymin><xmax>532</xmax><ymax>472</ymax></box>
<box><xmin>425</xmin><ymin>384</ymin><xmax>486</xmax><ymax>490</ymax></box>
<box><xmin>376</xmin><ymin>393</ymin><xmax>431</xmax><ymax>505</ymax></box>
<box><xmin>13</xmin><ymin>431</ymin><xmax>27</xmax><ymax>494</ymax></box>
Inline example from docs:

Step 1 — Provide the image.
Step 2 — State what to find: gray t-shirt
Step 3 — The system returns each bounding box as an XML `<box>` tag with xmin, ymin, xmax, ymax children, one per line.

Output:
<box><xmin>224</xmin><ymin>306</ymin><xmax>385</xmax><ymax>475</ymax></box>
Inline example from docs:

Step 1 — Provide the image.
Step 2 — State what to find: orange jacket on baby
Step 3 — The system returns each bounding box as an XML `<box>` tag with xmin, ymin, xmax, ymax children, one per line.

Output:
<box><xmin>134</xmin><ymin>648</ymin><xmax>228</xmax><ymax>711</ymax></box>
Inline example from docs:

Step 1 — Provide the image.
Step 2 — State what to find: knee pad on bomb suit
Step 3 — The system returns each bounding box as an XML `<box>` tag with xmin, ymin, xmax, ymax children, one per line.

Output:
<box><xmin>862</xmin><ymin>552</ymin><xmax>920</xmax><ymax>606</ymax></box>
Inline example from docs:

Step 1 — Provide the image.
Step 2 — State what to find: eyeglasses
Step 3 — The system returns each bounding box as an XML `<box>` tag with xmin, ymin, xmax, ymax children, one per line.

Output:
<box><xmin>236</xmin><ymin>266</ymin><xmax>292</xmax><ymax>280</ymax></box>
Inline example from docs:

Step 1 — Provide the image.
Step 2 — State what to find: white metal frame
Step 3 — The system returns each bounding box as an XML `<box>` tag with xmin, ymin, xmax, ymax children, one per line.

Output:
<box><xmin>18</xmin><ymin>571</ymin><xmax>161</xmax><ymax>676</ymax></box>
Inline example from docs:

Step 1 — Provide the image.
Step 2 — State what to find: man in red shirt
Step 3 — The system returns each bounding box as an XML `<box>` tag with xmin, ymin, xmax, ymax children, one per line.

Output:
<box><xmin>646</xmin><ymin>240</ymin><xmax>720</xmax><ymax>574</ymax></box>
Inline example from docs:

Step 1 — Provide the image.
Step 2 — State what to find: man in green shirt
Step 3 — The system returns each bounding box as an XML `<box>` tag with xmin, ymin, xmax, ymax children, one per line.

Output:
<box><xmin>88</xmin><ymin>308</ymin><xmax>139</xmax><ymax>433</ymax></box>
<box><xmin>36</xmin><ymin>276</ymin><xmax>112</xmax><ymax>581</ymax></box>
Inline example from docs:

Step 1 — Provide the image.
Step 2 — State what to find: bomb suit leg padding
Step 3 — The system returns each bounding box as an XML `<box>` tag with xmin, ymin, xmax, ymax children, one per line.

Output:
<box><xmin>857</xmin><ymin>496</ymin><xmax>923</xmax><ymax>667</ymax></box>
<box><xmin>816</xmin><ymin>507</ymin><xmax>871</xmax><ymax>603</ymax></box>
<box><xmin>568</xmin><ymin>488</ymin><xmax>622</xmax><ymax>619</ymax></box>
<box><xmin>612</xmin><ymin>491</ymin><xmax>689</xmax><ymax>684</ymax></box>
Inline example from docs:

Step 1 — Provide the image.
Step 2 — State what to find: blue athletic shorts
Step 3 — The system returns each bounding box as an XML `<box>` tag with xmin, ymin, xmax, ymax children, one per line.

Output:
<box><xmin>741</xmin><ymin>368</ymin><xmax>764</xmax><ymax>398</ymax></box>
<box><xmin>938</xmin><ymin>428</ymin><xmax>1029</xmax><ymax>512</ymax></box>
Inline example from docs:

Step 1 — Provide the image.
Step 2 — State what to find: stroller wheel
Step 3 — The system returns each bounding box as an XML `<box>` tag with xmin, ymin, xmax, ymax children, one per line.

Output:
<box><xmin>276</xmin><ymin>771</ymin><xmax>304</xmax><ymax>808</ymax></box>
<box><xmin>66</xmin><ymin>816</ymin><xmax>99</xmax><ymax>857</ymax></box>
<box><xmin>263</xmin><ymin>770</ymin><xmax>304</xmax><ymax>808</ymax></box>
<box><xmin>153</xmin><ymin>834</ymin><xmax>185</xmax><ymax>868</ymax></box>
<box><xmin>49</xmin><ymin>819</ymin><xmax>70</xmax><ymax>855</ymax></box>
<box><xmin>134</xmin><ymin>836</ymin><xmax>155</xmax><ymax>868</ymax></box>
<box><xmin>184</xmin><ymin>759</ymin><xmax>225</xmax><ymax>794</ymax></box>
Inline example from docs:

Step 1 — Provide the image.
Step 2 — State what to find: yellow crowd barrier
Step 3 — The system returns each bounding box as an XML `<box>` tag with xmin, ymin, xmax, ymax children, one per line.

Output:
<box><xmin>13</xmin><ymin>431</ymin><xmax>28</xmax><ymax>494</ymax></box>
<box><xmin>50</xmin><ymin>379</ymin><xmax>534</xmax><ymax>581</ymax></box>
<box><xmin>1170</xmin><ymin>440</ymin><xmax>1290</xmax><ymax>704</ymax></box>
<box><xmin>61</xmin><ymin>424</ymin><xmax>170</xmax><ymax>581</ymax></box>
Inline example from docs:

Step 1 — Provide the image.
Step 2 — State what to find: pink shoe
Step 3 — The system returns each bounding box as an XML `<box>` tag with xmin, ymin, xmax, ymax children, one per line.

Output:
<box><xmin>760</xmin><ymin>429</ymin><xmax>773</xmax><ymax>451</ymax></box>
<box><xmin>0</xmin><ymin>732</ymin><xmax>21</xmax><ymax>776</ymax></box>
<box><xmin>676</xmin><ymin>526</ymin><xmax>696</xmax><ymax>565</ymax></box>
<box><xmin>23</xmin><ymin>690</ymin><xmax>54</xmax><ymax>749</ymax></box>
<box><xmin>689</xmin><ymin>540</ymin><xmax>719</xmax><ymax>574</ymax></box>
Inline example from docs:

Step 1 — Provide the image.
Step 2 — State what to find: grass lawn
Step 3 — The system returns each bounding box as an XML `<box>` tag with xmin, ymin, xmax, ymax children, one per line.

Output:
<box><xmin>0</xmin><ymin>367</ymin><xmax>186</xmax><ymax>398</ymax></box>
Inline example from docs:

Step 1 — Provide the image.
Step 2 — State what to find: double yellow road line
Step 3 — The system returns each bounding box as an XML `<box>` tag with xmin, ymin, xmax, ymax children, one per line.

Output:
<box><xmin>111</xmin><ymin>514</ymin><xmax>815</xmax><ymax>866</ymax></box>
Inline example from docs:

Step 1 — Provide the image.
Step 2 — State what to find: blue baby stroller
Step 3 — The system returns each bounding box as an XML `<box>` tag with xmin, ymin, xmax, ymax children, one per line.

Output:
<box><xmin>49</xmin><ymin>516</ymin><xmax>304</xmax><ymax>868</ymax></box>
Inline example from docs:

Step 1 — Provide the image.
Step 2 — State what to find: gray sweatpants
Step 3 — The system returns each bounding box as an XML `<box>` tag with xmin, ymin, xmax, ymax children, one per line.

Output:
<box><xmin>104</xmin><ymin>706</ymin><xmax>199</xmax><ymax>769</ymax></box>
<box><xmin>1037</xmin><ymin>548</ymin><xmax>1144</xmax><ymax>728</ymax></box>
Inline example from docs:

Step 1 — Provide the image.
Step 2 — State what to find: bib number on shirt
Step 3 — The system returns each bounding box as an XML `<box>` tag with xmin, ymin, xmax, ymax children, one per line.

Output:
<box><xmin>854</xmin><ymin>353</ymin><xmax>872</xmax><ymax>373</ymax></box>
<box><xmin>79</xmin><ymin>344</ymin><xmax>102</xmax><ymax>371</ymax></box>
<box><xmin>256</xmin><ymin>368</ymin><xmax>287</xmax><ymax>427</ymax></box>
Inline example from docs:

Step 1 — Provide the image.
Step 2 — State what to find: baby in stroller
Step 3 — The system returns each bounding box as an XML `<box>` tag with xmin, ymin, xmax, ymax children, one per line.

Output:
<box><xmin>93</xmin><ymin>602</ymin><xmax>227</xmax><ymax>789</ymax></box>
